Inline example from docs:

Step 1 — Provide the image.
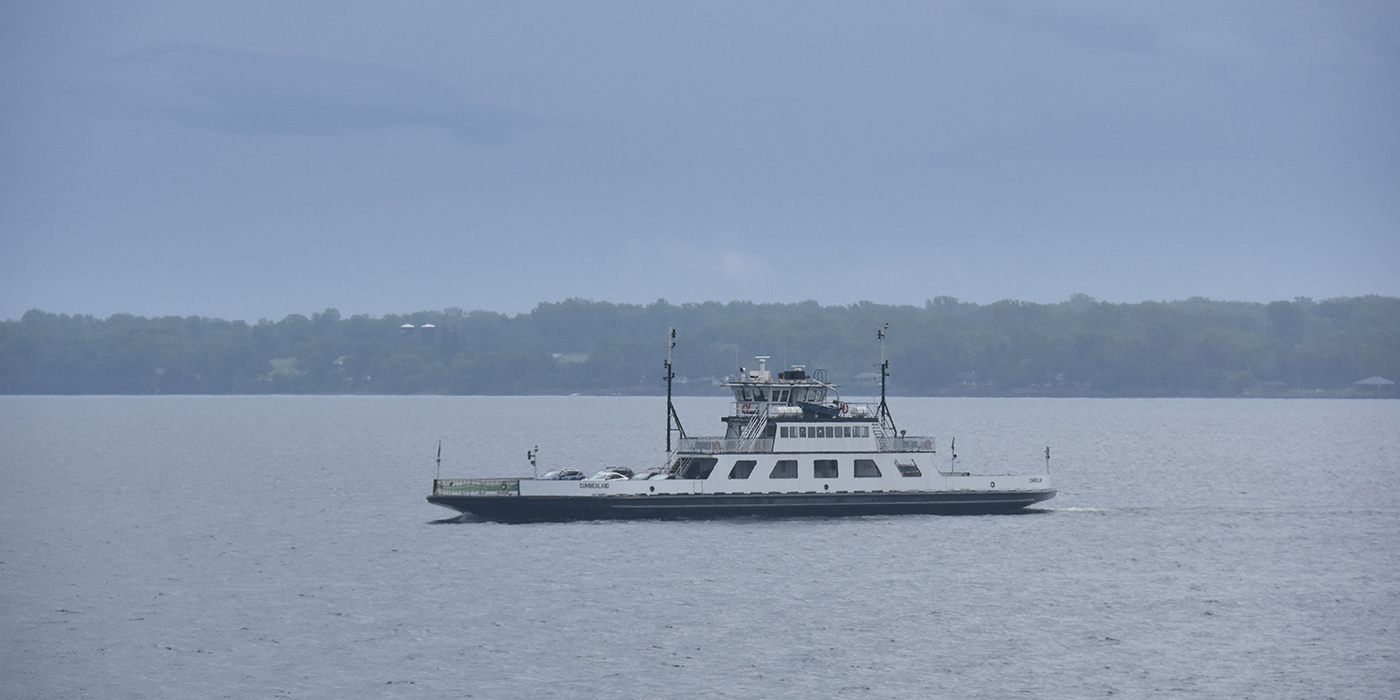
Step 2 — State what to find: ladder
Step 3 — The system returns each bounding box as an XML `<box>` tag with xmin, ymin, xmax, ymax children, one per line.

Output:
<box><xmin>738</xmin><ymin>406</ymin><xmax>769</xmax><ymax>451</ymax></box>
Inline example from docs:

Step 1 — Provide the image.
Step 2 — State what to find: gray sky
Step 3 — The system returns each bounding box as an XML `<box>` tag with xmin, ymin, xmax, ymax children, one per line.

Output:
<box><xmin>3</xmin><ymin>1</ymin><xmax>1397</xmax><ymax>321</ymax></box>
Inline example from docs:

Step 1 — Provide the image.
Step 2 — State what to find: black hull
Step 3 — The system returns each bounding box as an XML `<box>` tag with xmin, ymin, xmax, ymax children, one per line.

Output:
<box><xmin>427</xmin><ymin>489</ymin><xmax>1057</xmax><ymax>523</ymax></box>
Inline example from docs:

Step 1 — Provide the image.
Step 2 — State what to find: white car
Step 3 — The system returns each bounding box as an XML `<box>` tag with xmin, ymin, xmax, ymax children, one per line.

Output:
<box><xmin>584</xmin><ymin>469</ymin><xmax>631</xmax><ymax>481</ymax></box>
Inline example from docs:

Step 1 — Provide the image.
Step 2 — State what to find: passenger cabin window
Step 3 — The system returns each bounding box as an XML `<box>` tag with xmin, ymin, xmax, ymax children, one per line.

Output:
<box><xmin>896</xmin><ymin>462</ymin><xmax>922</xmax><ymax>477</ymax></box>
<box><xmin>843</xmin><ymin>427</ymin><xmax>852</xmax><ymax>438</ymax></box>
<box><xmin>770</xmin><ymin>460</ymin><xmax>798</xmax><ymax>479</ymax></box>
<box><xmin>677</xmin><ymin>457</ymin><xmax>718</xmax><ymax>480</ymax></box>
<box><xmin>814</xmin><ymin>459</ymin><xmax>838</xmax><ymax>478</ymax></box>
<box><xmin>728</xmin><ymin>460</ymin><xmax>756</xmax><ymax>479</ymax></box>
<box><xmin>854</xmin><ymin>459</ymin><xmax>881</xmax><ymax>477</ymax></box>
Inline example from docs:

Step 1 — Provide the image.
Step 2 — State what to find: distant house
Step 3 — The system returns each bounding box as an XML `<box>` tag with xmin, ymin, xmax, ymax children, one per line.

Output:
<box><xmin>1353</xmin><ymin>376</ymin><xmax>1395</xmax><ymax>393</ymax></box>
<box><xmin>262</xmin><ymin>357</ymin><xmax>301</xmax><ymax>381</ymax></box>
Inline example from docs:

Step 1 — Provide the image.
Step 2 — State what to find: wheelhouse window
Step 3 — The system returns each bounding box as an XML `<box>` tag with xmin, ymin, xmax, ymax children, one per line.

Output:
<box><xmin>896</xmin><ymin>462</ymin><xmax>922</xmax><ymax>477</ymax></box>
<box><xmin>769</xmin><ymin>460</ymin><xmax>798</xmax><ymax>479</ymax></box>
<box><xmin>728</xmin><ymin>460</ymin><xmax>756</xmax><ymax>479</ymax></box>
<box><xmin>854</xmin><ymin>459</ymin><xmax>881</xmax><ymax>477</ymax></box>
<box><xmin>814</xmin><ymin>459</ymin><xmax>838</xmax><ymax>478</ymax></box>
<box><xmin>677</xmin><ymin>457</ymin><xmax>718</xmax><ymax>480</ymax></box>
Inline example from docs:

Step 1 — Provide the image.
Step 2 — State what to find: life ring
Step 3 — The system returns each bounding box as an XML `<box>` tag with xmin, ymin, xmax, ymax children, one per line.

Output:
<box><xmin>839</xmin><ymin>402</ymin><xmax>849</xmax><ymax>415</ymax></box>
<box><xmin>741</xmin><ymin>402</ymin><xmax>754</xmax><ymax>413</ymax></box>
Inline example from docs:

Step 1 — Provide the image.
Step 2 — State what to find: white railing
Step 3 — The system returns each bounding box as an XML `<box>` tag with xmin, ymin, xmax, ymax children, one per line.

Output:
<box><xmin>675</xmin><ymin>435</ymin><xmax>935</xmax><ymax>454</ymax></box>
<box><xmin>432</xmin><ymin>478</ymin><xmax>520</xmax><ymax>496</ymax></box>
<box><xmin>874</xmin><ymin>436</ymin><xmax>936</xmax><ymax>452</ymax></box>
<box><xmin>731</xmin><ymin>401</ymin><xmax>879</xmax><ymax>418</ymax></box>
<box><xmin>677</xmin><ymin>437</ymin><xmax>775</xmax><ymax>454</ymax></box>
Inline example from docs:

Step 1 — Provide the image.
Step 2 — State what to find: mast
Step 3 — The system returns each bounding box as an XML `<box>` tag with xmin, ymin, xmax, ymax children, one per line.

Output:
<box><xmin>877</xmin><ymin>323</ymin><xmax>897</xmax><ymax>433</ymax></box>
<box><xmin>664</xmin><ymin>328</ymin><xmax>686</xmax><ymax>451</ymax></box>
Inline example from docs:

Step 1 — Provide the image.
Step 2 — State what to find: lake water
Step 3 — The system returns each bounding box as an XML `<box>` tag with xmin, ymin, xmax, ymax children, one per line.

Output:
<box><xmin>1</xmin><ymin>396</ymin><xmax>1397</xmax><ymax>698</ymax></box>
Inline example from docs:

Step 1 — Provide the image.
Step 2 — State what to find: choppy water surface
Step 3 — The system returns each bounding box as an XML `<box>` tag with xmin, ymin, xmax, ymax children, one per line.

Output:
<box><xmin>2</xmin><ymin>396</ymin><xmax>1397</xmax><ymax>698</ymax></box>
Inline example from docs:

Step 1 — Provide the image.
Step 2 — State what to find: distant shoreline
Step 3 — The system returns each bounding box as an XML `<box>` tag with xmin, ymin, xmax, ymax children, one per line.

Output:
<box><xmin>4</xmin><ymin>298</ymin><xmax>1396</xmax><ymax>398</ymax></box>
<box><xmin>1</xmin><ymin>390</ymin><xmax>1392</xmax><ymax>400</ymax></box>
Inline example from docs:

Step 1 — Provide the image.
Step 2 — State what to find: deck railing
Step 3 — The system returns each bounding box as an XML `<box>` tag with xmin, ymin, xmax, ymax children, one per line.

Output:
<box><xmin>675</xmin><ymin>435</ymin><xmax>936</xmax><ymax>454</ymax></box>
<box><xmin>677</xmin><ymin>438</ymin><xmax>775</xmax><ymax>454</ymax></box>
<box><xmin>731</xmin><ymin>401</ymin><xmax>879</xmax><ymax>417</ymax></box>
<box><xmin>432</xmin><ymin>478</ymin><xmax>520</xmax><ymax>496</ymax></box>
<box><xmin>875</xmin><ymin>436</ymin><xmax>936</xmax><ymax>452</ymax></box>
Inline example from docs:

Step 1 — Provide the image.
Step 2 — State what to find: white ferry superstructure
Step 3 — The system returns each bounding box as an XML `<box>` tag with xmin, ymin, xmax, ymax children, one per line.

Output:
<box><xmin>427</xmin><ymin>330</ymin><xmax>1056</xmax><ymax>522</ymax></box>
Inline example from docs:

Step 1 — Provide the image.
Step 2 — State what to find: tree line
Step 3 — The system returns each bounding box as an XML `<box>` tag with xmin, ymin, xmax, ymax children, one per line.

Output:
<box><xmin>1</xmin><ymin>295</ymin><xmax>1397</xmax><ymax>397</ymax></box>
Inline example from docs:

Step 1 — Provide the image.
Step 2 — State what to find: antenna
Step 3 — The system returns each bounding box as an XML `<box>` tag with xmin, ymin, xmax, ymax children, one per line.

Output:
<box><xmin>435</xmin><ymin>439</ymin><xmax>442</xmax><ymax>480</ymax></box>
<box><xmin>876</xmin><ymin>323</ymin><xmax>896</xmax><ymax>433</ymax></box>
<box><xmin>664</xmin><ymin>328</ymin><xmax>686</xmax><ymax>451</ymax></box>
<box><xmin>528</xmin><ymin>445</ymin><xmax>539</xmax><ymax>478</ymax></box>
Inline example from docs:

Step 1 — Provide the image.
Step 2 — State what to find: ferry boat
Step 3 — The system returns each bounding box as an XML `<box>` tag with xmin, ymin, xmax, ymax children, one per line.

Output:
<box><xmin>427</xmin><ymin>328</ymin><xmax>1055</xmax><ymax>522</ymax></box>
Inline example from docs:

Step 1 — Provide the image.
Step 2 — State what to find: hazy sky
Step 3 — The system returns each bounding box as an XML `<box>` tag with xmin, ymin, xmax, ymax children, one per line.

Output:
<box><xmin>2</xmin><ymin>1</ymin><xmax>1397</xmax><ymax>320</ymax></box>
